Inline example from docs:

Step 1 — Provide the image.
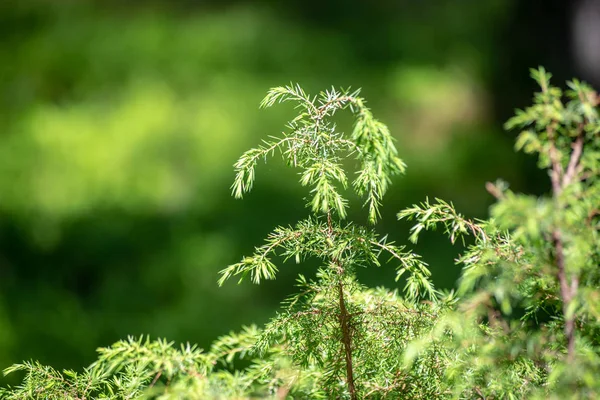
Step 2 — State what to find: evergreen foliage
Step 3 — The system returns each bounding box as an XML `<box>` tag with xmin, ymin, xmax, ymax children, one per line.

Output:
<box><xmin>400</xmin><ymin>67</ymin><xmax>600</xmax><ymax>398</ymax></box>
<box><xmin>1</xmin><ymin>68</ymin><xmax>599</xmax><ymax>399</ymax></box>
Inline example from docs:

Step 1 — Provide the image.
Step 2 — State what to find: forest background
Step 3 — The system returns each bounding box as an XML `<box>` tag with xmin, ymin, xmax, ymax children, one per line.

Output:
<box><xmin>0</xmin><ymin>0</ymin><xmax>597</xmax><ymax>384</ymax></box>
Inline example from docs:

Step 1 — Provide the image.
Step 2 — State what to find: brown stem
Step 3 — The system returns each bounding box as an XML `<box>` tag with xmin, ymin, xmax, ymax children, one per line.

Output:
<box><xmin>326</xmin><ymin>211</ymin><xmax>357</xmax><ymax>400</ymax></box>
<box><xmin>338</xmin><ymin>279</ymin><xmax>357</xmax><ymax>400</ymax></box>
<box><xmin>563</xmin><ymin>129</ymin><xmax>584</xmax><ymax>187</ymax></box>
<box><xmin>552</xmin><ymin>230</ymin><xmax>577</xmax><ymax>362</ymax></box>
<box><xmin>549</xmin><ymin>129</ymin><xmax>584</xmax><ymax>363</ymax></box>
<box><xmin>149</xmin><ymin>370</ymin><xmax>162</xmax><ymax>387</ymax></box>
<box><xmin>547</xmin><ymin>127</ymin><xmax>563</xmax><ymax>195</ymax></box>
<box><xmin>485</xmin><ymin>181</ymin><xmax>505</xmax><ymax>200</ymax></box>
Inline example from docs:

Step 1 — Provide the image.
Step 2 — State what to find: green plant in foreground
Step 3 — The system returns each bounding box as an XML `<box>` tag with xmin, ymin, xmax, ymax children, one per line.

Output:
<box><xmin>399</xmin><ymin>67</ymin><xmax>600</xmax><ymax>399</ymax></box>
<box><xmin>1</xmin><ymin>69</ymin><xmax>599</xmax><ymax>399</ymax></box>
<box><xmin>218</xmin><ymin>85</ymin><xmax>445</xmax><ymax>399</ymax></box>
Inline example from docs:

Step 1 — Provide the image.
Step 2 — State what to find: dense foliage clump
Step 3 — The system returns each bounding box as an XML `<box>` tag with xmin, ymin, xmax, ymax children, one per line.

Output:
<box><xmin>1</xmin><ymin>68</ymin><xmax>599</xmax><ymax>399</ymax></box>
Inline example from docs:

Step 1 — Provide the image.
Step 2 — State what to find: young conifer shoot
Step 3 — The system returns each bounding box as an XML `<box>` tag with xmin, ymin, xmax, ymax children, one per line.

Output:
<box><xmin>218</xmin><ymin>84</ymin><xmax>441</xmax><ymax>399</ymax></box>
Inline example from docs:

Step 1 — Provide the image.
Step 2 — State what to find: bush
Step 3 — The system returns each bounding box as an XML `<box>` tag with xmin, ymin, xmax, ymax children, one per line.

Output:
<box><xmin>1</xmin><ymin>68</ymin><xmax>599</xmax><ymax>399</ymax></box>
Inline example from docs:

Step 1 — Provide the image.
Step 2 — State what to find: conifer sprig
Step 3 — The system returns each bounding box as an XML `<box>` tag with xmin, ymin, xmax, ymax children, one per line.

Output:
<box><xmin>218</xmin><ymin>218</ymin><xmax>435</xmax><ymax>301</ymax></box>
<box><xmin>223</xmin><ymin>84</ymin><xmax>433</xmax><ymax>399</ymax></box>
<box><xmin>232</xmin><ymin>84</ymin><xmax>405</xmax><ymax>224</ymax></box>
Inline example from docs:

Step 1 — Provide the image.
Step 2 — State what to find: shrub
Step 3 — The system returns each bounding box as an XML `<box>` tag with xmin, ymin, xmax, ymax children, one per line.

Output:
<box><xmin>1</xmin><ymin>68</ymin><xmax>599</xmax><ymax>399</ymax></box>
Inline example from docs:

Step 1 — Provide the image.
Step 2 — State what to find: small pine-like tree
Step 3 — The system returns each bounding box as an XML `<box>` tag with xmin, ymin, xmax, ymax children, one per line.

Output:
<box><xmin>218</xmin><ymin>84</ymin><xmax>448</xmax><ymax>399</ymax></box>
<box><xmin>1</xmin><ymin>68</ymin><xmax>598</xmax><ymax>399</ymax></box>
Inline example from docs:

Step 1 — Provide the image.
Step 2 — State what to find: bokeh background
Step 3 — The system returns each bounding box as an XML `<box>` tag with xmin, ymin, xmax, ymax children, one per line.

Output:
<box><xmin>1</xmin><ymin>0</ymin><xmax>599</xmax><ymax>379</ymax></box>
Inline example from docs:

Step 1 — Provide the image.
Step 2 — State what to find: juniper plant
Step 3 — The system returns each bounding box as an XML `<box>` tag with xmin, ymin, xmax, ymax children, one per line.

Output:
<box><xmin>400</xmin><ymin>67</ymin><xmax>600</xmax><ymax>398</ymax></box>
<box><xmin>1</xmin><ymin>69</ymin><xmax>599</xmax><ymax>399</ymax></box>
<box><xmin>219</xmin><ymin>84</ymin><xmax>440</xmax><ymax>399</ymax></box>
<box><xmin>0</xmin><ymin>84</ymin><xmax>447</xmax><ymax>400</ymax></box>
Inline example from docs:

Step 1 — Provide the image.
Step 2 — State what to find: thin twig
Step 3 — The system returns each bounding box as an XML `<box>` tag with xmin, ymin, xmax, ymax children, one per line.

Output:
<box><xmin>552</xmin><ymin>230</ymin><xmax>577</xmax><ymax>362</ymax></box>
<box><xmin>562</xmin><ymin>131</ymin><xmax>584</xmax><ymax>187</ymax></box>
<box><xmin>337</xmin><ymin>279</ymin><xmax>357</xmax><ymax>400</ymax></box>
<box><xmin>547</xmin><ymin>125</ymin><xmax>584</xmax><ymax>363</ymax></box>
<box><xmin>547</xmin><ymin>126</ymin><xmax>563</xmax><ymax>195</ymax></box>
<box><xmin>149</xmin><ymin>370</ymin><xmax>162</xmax><ymax>387</ymax></box>
<box><xmin>539</xmin><ymin>75</ymin><xmax>583</xmax><ymax>362</ymax></box>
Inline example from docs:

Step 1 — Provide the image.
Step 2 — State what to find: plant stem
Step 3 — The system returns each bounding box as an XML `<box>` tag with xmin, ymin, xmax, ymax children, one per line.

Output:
<box><xmin>327</xmin><ymin>211</ymin><xmax>357</xmax><ymax>400</ymax></box>
<box><xmin>548</xmin><ymin>127</ymin><xmax>584</xmax><ymax>363</ymax></box>
<box><xmin>552</xmin><ymin>229</ymin><xmax>577</xmax><ymax>362</ymax></box>
<box><xmin>338</xmin><ymin>279</ymin><xmax>357</xmax><ymax>400</ymax></box>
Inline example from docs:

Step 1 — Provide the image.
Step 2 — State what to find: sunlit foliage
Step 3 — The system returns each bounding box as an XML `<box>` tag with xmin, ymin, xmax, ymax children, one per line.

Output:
<box><xmin>2</xmin><ymin>69</ymin><xmax>599</xmax><ymax>399</ymax></box>
<box><xmin>401</xmin><ymin>67</ymin><xmax>600</xmax><ymax>398</ymax></box>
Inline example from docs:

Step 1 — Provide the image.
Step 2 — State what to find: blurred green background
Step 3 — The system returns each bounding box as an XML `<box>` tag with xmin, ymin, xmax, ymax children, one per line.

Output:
<box><xmin>0</xmin><ymin>0</ymin><xmax>584</xmax><ymax>377</ymax></box>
